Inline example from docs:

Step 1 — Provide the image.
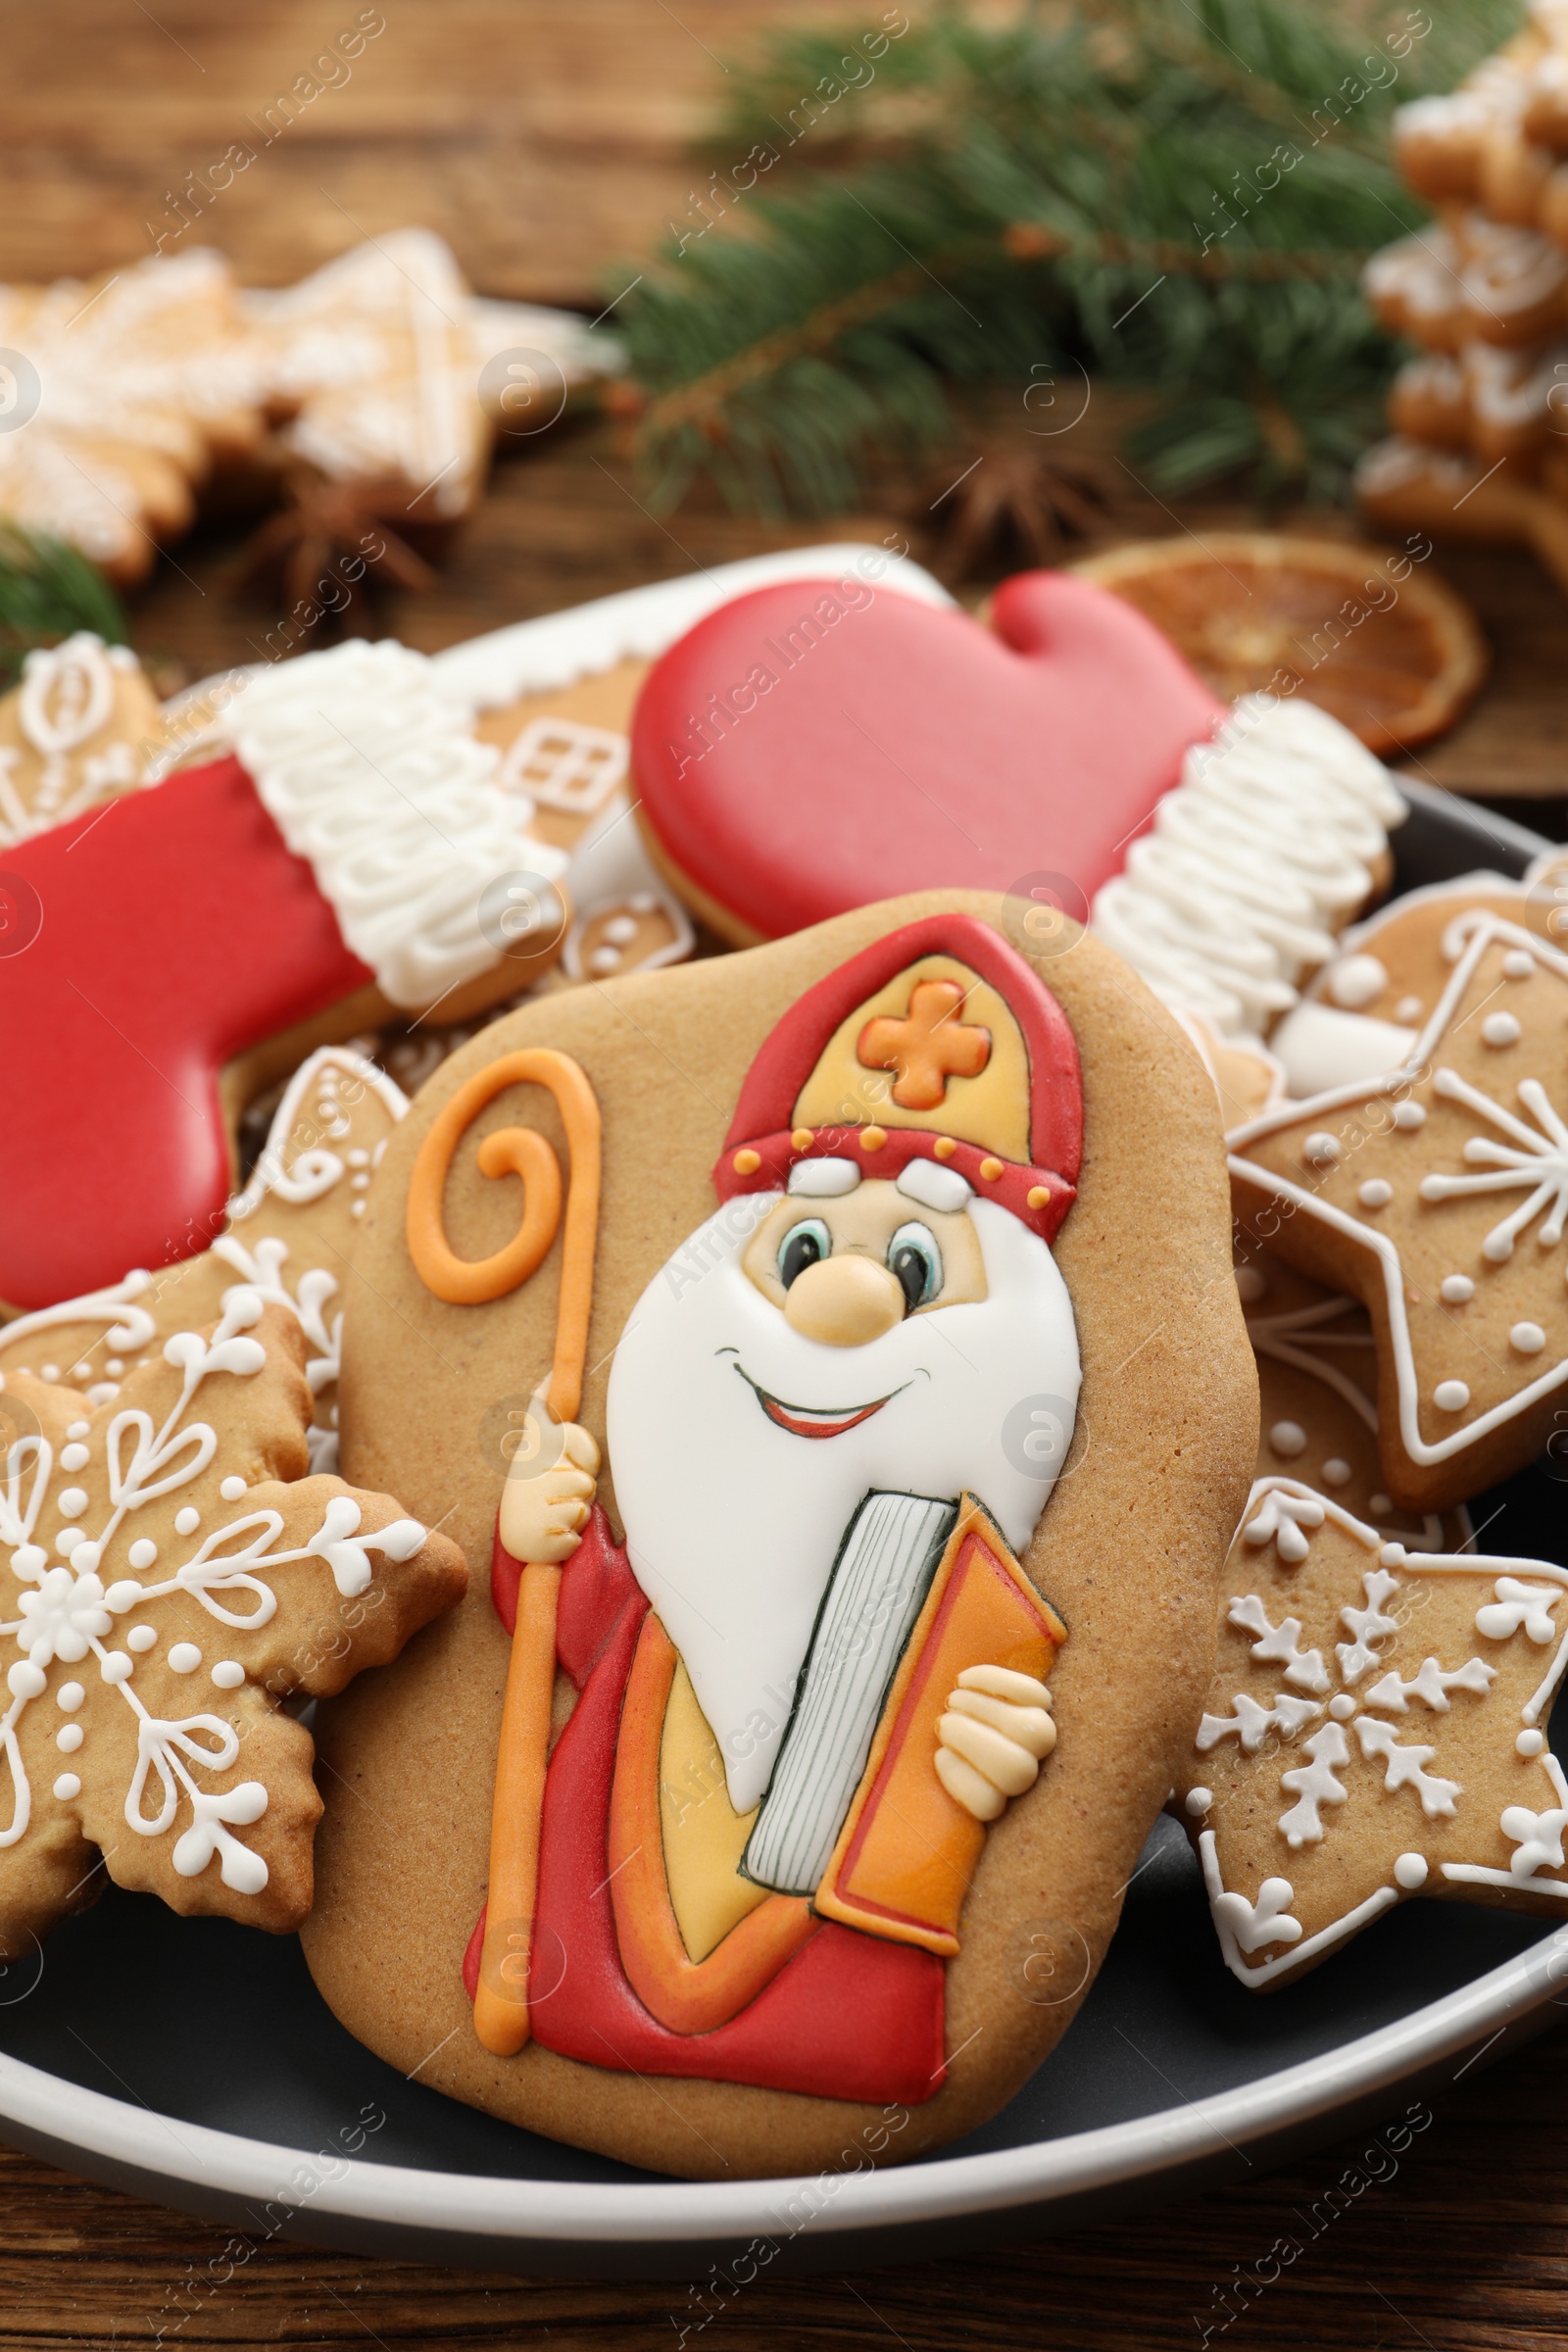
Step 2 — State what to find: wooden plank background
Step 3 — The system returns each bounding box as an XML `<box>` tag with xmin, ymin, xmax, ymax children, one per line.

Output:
<box><xmin>5</xmin><ymin>6</ymin><xmax>1568</xmax><ymax>2344</ymax></box>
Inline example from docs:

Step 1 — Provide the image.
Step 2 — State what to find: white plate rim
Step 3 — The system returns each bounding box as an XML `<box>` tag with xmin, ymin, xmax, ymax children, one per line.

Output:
<box><xmin>2</xmin><ymin>1919</ymin><xmax>1564</xmax><ymax>2250</ymax></box>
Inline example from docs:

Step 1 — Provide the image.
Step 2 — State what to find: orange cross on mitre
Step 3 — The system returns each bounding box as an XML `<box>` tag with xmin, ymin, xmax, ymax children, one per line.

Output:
<box><xmin>857</xmin><ymin>978</ymin><xmax>993</xmax><ymax>1111</ymax></box>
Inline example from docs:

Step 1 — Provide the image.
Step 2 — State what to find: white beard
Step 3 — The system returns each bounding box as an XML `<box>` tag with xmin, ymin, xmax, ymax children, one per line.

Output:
<box><xmin>605</xmin><ymin>1196</ymin><xmax>1080</xmax><ymax>1813</ymax></box>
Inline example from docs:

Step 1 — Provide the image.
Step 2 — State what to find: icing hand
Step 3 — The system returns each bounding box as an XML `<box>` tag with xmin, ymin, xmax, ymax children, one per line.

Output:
<box><xmin>498</xmin><ymin>1388</ymin><xmax>601</xmax><ymax>1565</ymax></box>
<box><xmin>934</xmin><ymin>1663</ymin><xmax>1056</xmax><ymax>1822</ymax></box>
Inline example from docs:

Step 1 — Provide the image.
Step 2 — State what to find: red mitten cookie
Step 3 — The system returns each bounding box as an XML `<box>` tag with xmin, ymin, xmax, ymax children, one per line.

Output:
<box><xmin>630</xmin><ymin>565</ymin><xmax>1222</xmax><ymax>943</ymax></box>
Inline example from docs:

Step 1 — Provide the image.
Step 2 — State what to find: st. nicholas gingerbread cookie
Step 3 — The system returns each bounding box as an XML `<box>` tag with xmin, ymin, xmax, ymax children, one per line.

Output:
<box><xmin>303</xmin><ymin>889</ymin><xmax>1255</xmax><ymax>2179</ymax></box>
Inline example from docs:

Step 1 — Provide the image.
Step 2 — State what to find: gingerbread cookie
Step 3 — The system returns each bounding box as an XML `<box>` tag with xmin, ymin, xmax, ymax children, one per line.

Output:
<box><xmin>1237</xmin><ymin>1245</ymin><xmax>1466</xmax><ymax>1550</ymax></box>
<box><xmin>0</xmin><ymin>1295</ymin><xmax>466</xmax><ymax>1955</ymax></box>
<box><xmin>629</xmin><ymin>564</ymin><xmax>1222</xmax><ymax>945</ymax></box>
<box><xmin>1232</xmin><ymin>911</ymin><xmax>1568</xmax><ymax>1512</ymax></box>
<box><xmin>0</xmin><ymin>249</ymin><xmax>267</xmax><ymax>582</ymax></box>
<box><xmin>0</xmin><ymin>1047</ymin><xmax>405</xmax><ymax>1474</ymax></box>
<box><xmin>245</xmin><ymin>230</ymin><xmax>603</xmax><ymax>524</ymax></box>
<box><xmin>0</xmin><ymin>637</ymin><xmax>567</xmax><ymax>1311</ymax></box>
<box><xmin>1176</xmin><ymin>1479</ymin><xmax>1568</xmax><ymax>1987</ymax></box>
<box><xmin>301</xmin><ymin>890</ymin><xmax>1254</xmax><ymax>2180</ymax></box>
<box><xmin>0</xmin><ymin>633</ymin><xmax>166</xmax><ymax>848</ymax></box>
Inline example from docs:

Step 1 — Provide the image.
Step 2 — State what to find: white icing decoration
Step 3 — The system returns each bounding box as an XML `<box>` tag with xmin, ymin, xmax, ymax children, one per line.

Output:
<box><xmin>1358</xmin><ymin>1179</ymin><xmax>1393</xmax><ymax>1209</ymax></box>
<box><xmin>499</xmin><ymin>714</ymin><xmax>628</xmax><ymax>816</ymax></box>
<box><xmin>1441</xmin><ymin>1275</ymin><xmax>1474</xmax><ymax>1302</ymax></box>
<box><xmin>1328</xmin><ymin>954</ymin><xmax>1389</xmax><ymax>1009</ymax></box>
<box><xmin>1241</xmin><ymin>1483</ymin><xmax>1324</xmax><ymax>1563</ymax></box>
<box><xmin>1394</xmin><ymin>1101</ymin><xmax>1426</xmax><ymax>1131</ymax></box>
<box><xmin>1499</xmin><ymin>1801</ymin><xmax>1568</xmax><ymax>1879</ymax></box>
<box><xmin>1267</xmin><ymin>1419</ymin><xmax>1307</xmax><ymax>1458</ymax></box>
<box><xmin>1279</xmin><ymin>1721</ymin><xmax>1351</xmax><ymax>1846</ymax></box>
<box><xmin>1519</xmin><ymin>1729</ymin><xmax>1546</xmax><ymax>1756</ymax></box>
<box><xmin>426</xmin><ymin>544</ymin><xmax>955</xmax><ymax>710</ymax></box>
<box><xmin>1418</xmin><ymin>1071</ymin><xmax>1568</xmax><ymax>1259</ymax></box>
<box><xmin>1482</xmin><ymin>1011</ymin><xmax>1523</xmax><ymax>1048</ymax></box>
<box><xmin>1512</xmin><ymin>1322</ymin><xmax>1547</xmax><ymax>1354</ymax></box>
<box><xmin>211</xmin><ymin>1660</ymin><xmax>245</xmax><ymax>1690</ymax></box>
<box><xmin>1272</xmin><ymin>1004</ymin><xmax>1418</xmax><ymax>1099</ymax></box>
<box><xmin>1184</xmin><ymin>1786</ymin><xmax>1212</xmax><ymax>1817</ymax></box>
<box><xmin>786</xmin><ymin>1157</ymin><xmax>861</xmax><ymax>1199</ymax></box>
<box><xmin>1362</xmin><ymin>1654</ymin><xmax>1495</xmax><ymax>1711</ymax></box>
<box><xmin>1197</xmin><ymin>1689</ymin><xmax>1323</xmax><ymax>1751</ymax></box>
<box><xmin>606</xmin><ymin>1193</ymin><xmax>1079</xmax><ymax>1817</ymax></box>
<box><xmin>1337</xmin><ymin>1566</ymin><xmax>1401</xmax><ymax>1684</ymax></box>
<box><xmin>1226</xmin><ymin>1592</ymin><xmax>1330</xmax><ymax>1693</ymax></box>
<box><xmin>0</xmin><ymin>1291</ymin><xmax>429</xmax><ymax>1892</ymax></box>
<box><xmin>1304</xmin><ymin>1132</ymin><xmax>1342</xmax><ymax>1165</ymax></box>
<box><xmin>895</xmin><ymin>1158</ymin><xmax>974</xmax><ymax>1216</ymax></box>
<box><xmin>1477</xmin><ymin>1576</ymin><xmax>1560</xmax><ymax>1643</ymax></box>
<box><xmin>228</xmin><ymin>641</ymin><xmax>567</xmax><ymax>1010</ymax></box>
<box><xmin>1212</xmin><ymin>1874</ymin><xmax>1303</xmax><ymax>1952</ymax></box>
<box><xmin>1328</xmin><ymin>1691</ymin><xmax>1356</xmax><ymax>1720</ymax></box>
<box><xmin>1394</xmin><ymin>1851</ymin><xmax>1429</xmax><ymax>1888</ymax></box>
<box><xmin>1434</xmin><ymin>1380</ymin><xmax>1470</xmax><ymax>1412</ymax></box>
<box><xmin>1091</xmin><ymin>695</ymin><xmax>1403</xmax><ymax>1039</ymax></box>
<box><xmin>1322</xmin><ymin>1457</ymin><xmax>1351</xmax><ymax>1487</ymax></box>
<box><xmin>1352</xmin><ymin>1715</ymin><xmax>1461</xmax><ymax>1816</ymax></box>
<box><xmin>0</xmin><ymin>1271</ymin><xmax>158</xmax><ymax>1366</ymax></box>
<box><xmin>1396</xmin><ymin>997</ymin><xmax>1424</xmax><ymax>1025</ymax></box>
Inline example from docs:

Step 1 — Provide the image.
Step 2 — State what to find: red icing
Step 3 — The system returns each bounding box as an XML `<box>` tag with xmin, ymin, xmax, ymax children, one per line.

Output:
<box><xmin>631</xmin><ymin>566</ymin><xmax>1224</xmax><ymax>939</ymax></box>
<box><xmin>0</xmin><ymin>758</ymin><xmax>369</xmax><ymax>1309</ymax></box>
<box><xmin>468</xmin><ymin>1507</ymin><xmax>946</xmax><ymax>2103</ymax></box>
<box><xmin>712</xmin><ymin>911</ymin><xmax>1082</xmax><ymax>1246</ymax></box>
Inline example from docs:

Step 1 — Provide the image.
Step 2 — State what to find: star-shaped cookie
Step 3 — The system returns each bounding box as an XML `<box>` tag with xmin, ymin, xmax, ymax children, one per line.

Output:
<box><xmin>1175</xmin><ymin>1477</ymin><xmax>1568</xmax><ymax>1987</ymax></box>
<box><xmin>1231</xmin><ymin>912</ymin><xmax>1568</xmax><ymax>1510</ymax></box>
<box><xmin>0</xmin><ymin>1292</ymin><xmax>465</xmax><ymax>1953</ymax></box>
<box><xmin>0</xmin><ymin>1047</ymin><xmax>407</xmax><ymax>1471</ymax></box>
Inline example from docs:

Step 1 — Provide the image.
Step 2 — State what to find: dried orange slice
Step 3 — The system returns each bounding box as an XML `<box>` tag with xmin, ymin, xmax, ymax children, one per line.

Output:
<box><xmin>1069</xmin><ymin>532</ymin><xmax>1488</xmax><ymax>755</ymax></box>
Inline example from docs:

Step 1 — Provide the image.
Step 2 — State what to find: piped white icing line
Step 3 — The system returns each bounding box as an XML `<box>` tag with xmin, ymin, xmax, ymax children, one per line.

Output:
<box><xmin>787</xmin><ymin>1157</ymin><xmax>860</xmax><ymax>1198</ymax></box>
<box><xmin>0</xmin><ymin>1289</ymin><xmax>427</xmax><ymax>1892</ymax></box>
<box><xmin>559</xmin><ymin>789</ymin><xmax>696</xmax><ymax>986</ymax></box>
<box><xmin>228</xmin><ymin>640</ymin><xmax>566</xmax><ymax>1009</ymax></box>
<box><xmin>1091</xmin><ymin>695</ymin><xmax>1404</xmax><ymax>1041</ymax></box>
<box><xmin>0</xmin><ymin>1272</ymin><xmax>158</xmax><ymax>1364</ymax></box>
<box><xmin>1231</xmin><ymin>913</ymin><xmax>1568</xmax><ymax>1471</ymax></box>
<box><xmin>1196</xmin><ymin>1481</ymin><xmax>1568</xmax><ymax>1985</ymax></box>
<box><xmin>895</xmin><ymin>1157</ymin><xmax>973</xmax><ymax>1215</ymax></box>
<box><xmin>426</xmin><ymin>544</ymin><xmax>956</xmax><ymax>710</ymax></box>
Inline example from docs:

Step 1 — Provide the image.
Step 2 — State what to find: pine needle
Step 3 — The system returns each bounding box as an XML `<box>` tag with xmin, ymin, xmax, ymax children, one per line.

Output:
<box><xmin>0</xmin><ymin>526</ymin><xmax>127</xmax><ymax>690</ymax></box>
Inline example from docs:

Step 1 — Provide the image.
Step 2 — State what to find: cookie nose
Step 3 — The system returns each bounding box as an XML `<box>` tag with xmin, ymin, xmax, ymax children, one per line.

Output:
<box><xmin>784</xmin><ymin>1253</ymin><xmax>905</xmax><ymax>1347</ymax></box>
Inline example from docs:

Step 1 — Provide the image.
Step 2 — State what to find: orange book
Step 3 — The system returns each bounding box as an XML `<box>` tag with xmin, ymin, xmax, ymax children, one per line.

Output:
<box><xmin>814</xmin><ymin>1494</ymin><xmax>1066</xmax><ymax>1958</ymax></box>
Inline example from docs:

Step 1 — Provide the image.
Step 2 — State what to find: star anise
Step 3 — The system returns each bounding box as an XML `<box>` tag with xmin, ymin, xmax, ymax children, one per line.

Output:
<box><xmin>233</xmin><ymin>466</ymin><xmax>437</xmax><ymax>639</ymax></box>
<box><xmin>917</xmin><ymin>440</ymin><xmax>1114</xmax><ymax>582</ymax></box>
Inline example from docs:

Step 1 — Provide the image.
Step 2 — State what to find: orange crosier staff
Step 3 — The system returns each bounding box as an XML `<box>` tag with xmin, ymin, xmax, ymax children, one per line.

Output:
<box><xmin>405</xmin><ymin>1048</ymin><xmax>602</xmax><ymax>2058</ymax></box>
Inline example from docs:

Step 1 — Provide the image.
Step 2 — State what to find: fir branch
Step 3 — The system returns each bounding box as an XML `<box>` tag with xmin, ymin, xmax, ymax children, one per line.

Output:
<box><xmin>616</xmin><ymin>0</ymin><xmax>1517</xmax><ymax>515</ymax></box>
<box><xmin>0</xmin><ymin>525</ymin><xmax>127</xmax><ymax>689</ymax></box>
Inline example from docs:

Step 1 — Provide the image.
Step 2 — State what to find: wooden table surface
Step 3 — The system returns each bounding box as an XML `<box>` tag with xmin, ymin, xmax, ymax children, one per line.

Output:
<box><xmin>9</xmin><ymin>6</ymin><xmax>1568</xmax><ymax>2342</ymax></box>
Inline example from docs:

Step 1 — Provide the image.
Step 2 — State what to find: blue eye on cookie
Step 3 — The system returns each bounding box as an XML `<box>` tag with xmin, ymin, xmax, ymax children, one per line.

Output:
<box><xmin>777</xmin><ymin>1218</ymin><xmax>831</xmax><ymax>1290</ymax></box>
<box><xmin>888</xmin><ymin>1222</ymin><xmax>942</xmax><ymax>1312</ymax></box>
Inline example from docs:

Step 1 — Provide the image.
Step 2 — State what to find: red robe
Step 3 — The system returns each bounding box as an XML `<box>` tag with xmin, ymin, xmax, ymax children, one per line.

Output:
<box><xmin>463</xmin><ymin>1506</ymin><xmax>946</xmax><ymax>2104</ymax></box>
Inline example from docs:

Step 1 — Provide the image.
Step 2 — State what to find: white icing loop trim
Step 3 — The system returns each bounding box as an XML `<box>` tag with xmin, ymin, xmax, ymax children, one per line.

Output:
<box><xmin>229</xmin><ymin>641</ymin><xmax>566</xmax><ymax>1009</ymax></box>
<box><xmin>1093</xmin><ymin>695</ymin><xmax>1403</xmax><ymax>1040</ymax></box>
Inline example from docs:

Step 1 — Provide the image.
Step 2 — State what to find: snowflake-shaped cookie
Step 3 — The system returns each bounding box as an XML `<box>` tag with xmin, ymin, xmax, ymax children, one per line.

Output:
<box><xmin>0</xmin><ymin>1292</ymin><xmax>465</xmax><ymax>1952</ymax></box>
<box><xmin>1231</xmin><ymin>913</ymin><xmax>1568</xmax><ymax>1510</ymax></box>
<box><xmin>0</xmin><ymin>1048</ymin><xmax>407</xmax><ymax>1473</ymax></box>
<box><xmin>0</xmin><ymin>249</ymin><xmax>267</xmax><ymax>582</ymax></box>
<box><xmin>1176</xmin><ymin>1476</ymin><xmax>1568</xmax><ymax>1987</ymax></box>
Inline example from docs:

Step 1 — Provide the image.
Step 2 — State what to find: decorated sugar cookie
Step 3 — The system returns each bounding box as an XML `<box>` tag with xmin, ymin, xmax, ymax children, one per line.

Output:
<box><xmin>0</xmin><ymin>640</ymin><xmax>566</xmax><ymax>1310</ymax></box>
<box><xmin>0</xmin><ymin>635</ymin><xmax>167</xmax><ymax>849</ymax></box>
<box><xmin>1237</xmin><ymin>1246</ymin><xmax>1464</xmax><ymax>1550</ymax></box>
<box><xmin>1177</xmin><ymin>1478</ymin><xmax>1568</xmax><ymax>1988</ymax></box>
<box><xmin>0</xmin><ymin>1048</ymin><xmax>405</xmax><ymax>1473</ymax></box>
<box><xmin>0</xmin><ymin>1296</ymin><xmax>466</xmax><ymax>1953</ymax></box>
<box><xmin>630</xmin><ymin>565</ymin><xmax>1223</xmax><ymax>944</ymax></box>
<box><xmin>1232</xmin><ymin>911</ymin><xmax>1568</xmax><ymax>1512</ymax></box>
<box><xmin>305</xmin><ymin>890</ymin><xmax>1254</xmax><ymax>2180</ymax></box>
